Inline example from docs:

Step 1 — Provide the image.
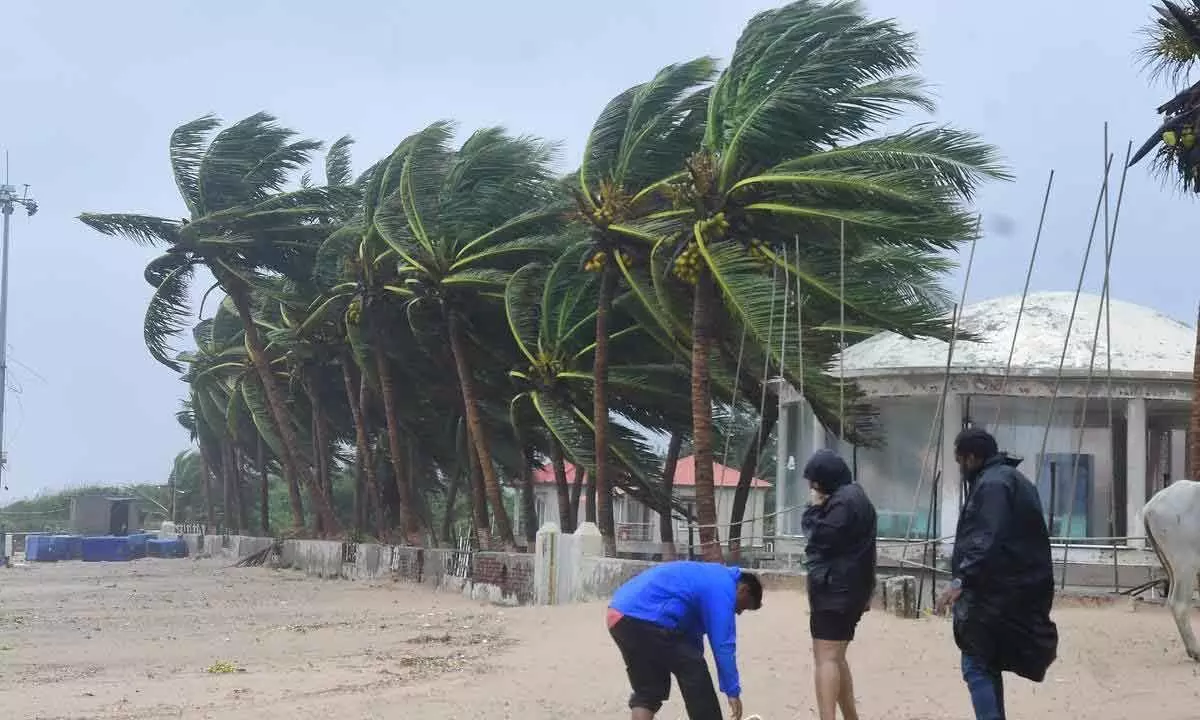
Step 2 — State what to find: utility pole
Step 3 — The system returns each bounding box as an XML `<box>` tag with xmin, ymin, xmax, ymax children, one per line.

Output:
<box><xmin>0</xmin><ymin>157</ymin><xmax>38</xmax><ymax>497</ymax></box>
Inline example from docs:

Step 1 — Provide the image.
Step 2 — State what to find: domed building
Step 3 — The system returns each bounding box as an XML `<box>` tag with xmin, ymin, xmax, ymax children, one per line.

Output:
<box><xmin>775</xmin><ymin>291</ymin><xmax>1194</xmax><ymax>556</ymax></box>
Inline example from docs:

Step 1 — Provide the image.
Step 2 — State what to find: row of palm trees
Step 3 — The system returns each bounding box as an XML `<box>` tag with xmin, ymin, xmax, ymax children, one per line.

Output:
<box><xmin>81</xmin><ymin>0</ymin><xmax>1005</xmax><ymax>560</ymax></box>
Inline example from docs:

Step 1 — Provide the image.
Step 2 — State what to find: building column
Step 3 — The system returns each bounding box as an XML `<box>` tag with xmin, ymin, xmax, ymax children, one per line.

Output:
<box><xmin>776</xmin><ymin>402</ymin><xmax>792</xmax><ymax>536</ymax></box>
<box><xmin>810</xmin><ymin>403</ymin><xmax>826</xmax><ymax>454</ymax></box>
<box><xmin>1125</xmin><ymin>397</ymin><xmax>1148</xmax><ymax>548</ymax></box>
<box><xmin>1171</xmin><ymin>428</ymin><xmax>1187</xmax><ymax>485</ymax></box>
<box><xmin>938</xmin><ymin>393</ymin><xmax>963</xmax><ymax>552</ymax></box>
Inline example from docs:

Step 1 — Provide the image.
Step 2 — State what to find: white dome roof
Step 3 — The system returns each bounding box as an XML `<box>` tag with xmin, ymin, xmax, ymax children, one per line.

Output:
<box><xmin>839</xmin><ymin>291</ymin><xmax>1195</xmax><ymax>377</ymax></box>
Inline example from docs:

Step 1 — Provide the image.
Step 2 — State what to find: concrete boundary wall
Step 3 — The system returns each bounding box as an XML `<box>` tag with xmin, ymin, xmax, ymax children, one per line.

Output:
<box><xmin>183</xmin><ymin>534</ymin><xmax>535</xmax><ymax>605</ymax></box>
<box><xmin>184</xmin><ymin>527</ymin><xmax>1124</xmax><ymax>610</ymax></box>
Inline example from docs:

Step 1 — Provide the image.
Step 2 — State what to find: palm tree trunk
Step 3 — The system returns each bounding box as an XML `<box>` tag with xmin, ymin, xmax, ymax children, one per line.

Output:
<box><xmin>550</xmin><ymin>442</ymin><xmax>574</xmax><ymax>532</ymax></box>
<box><xmin>585</xmin><ymin>468</ymin><xmax>597</xmax><ymax>524</ymax></box>
<box><xmin>198</xmin><ymin>440</ymin><xmax>217</xmax><ymax>532</ymax></box>
<box><xmin>520</xmin><ymin>448</ymin><xmax>538</xmax><ymax>546</ymax></box>
<box><xmin>256</xmin><ymin>437</ymin><xmax>270</xmax><ymax>535</ymax></box>
<box><xmin>466</xmin><ymin>431</ymin><xmax>492</xmax><ymax>549</ymax></box>
<box><xmin>728</xmin><ymin>402</ymin><xmax>778</xmax><ymax>559</ymax></box>
<box><xmin>570</xmin><ymin>465</ymin><xmax>585</xmax><ymax>529</ymax></box>
<box><xmin>592</xmin><ymin>261</ymin><xmax>618</xmax><ymax>556</ymax></box>
<box><xmin>220</xmin><ymin>441</ymin><xmax>235</xmax><ymax>533</ymax></box>
<box><xmin>373</xmin><ymin>346</ymin><xmax>422</xmax><ymax>544</ymax></box>
<box><xmin>234</xmin><ymin>447</ymin><xmax>248</xmax><ymax>534</ymax></box>
<box><xmin>1190</xmin><ymin>305</ymin><xmax>1200</xmax><ymax>478</ymax></box>
<box><xmin>195</xmin><ymin>436</ymin><xmax>219</xmax><ymax>530</ymax></box>
<box><xmin>309</xmin><ymin>381</ymin><xmax>333</xmax><ymax>535</ymax></box>
<box><xmin>359</xmin><ymin>378</ymin><xmax>389</xmax><ymax>537</ymax></box>
<box><xmin>442</xmin><ymin>469</ymin><xmax>462</xmax><ymax>544</ymax></box>
<box><xmin>691</xmin><ymin>268</ymin><xmax>723</xmax><ymax>562</ymax></box>
<box><xmin>282</xmin><ymin>459</ymin><xmax>304</xmax><ymax>532</ymax></box>
<box><xmin>342</xmin><ymin>360</ymin><xmax>377</xmax><ymax>538</ymax></box>
<box><xmin>446</xmin><ymin>311</ymin><xmax>516</xmax><ymax>549</ymax></box>
<box><xmin>226</xmin><ymin>283</ymin><xmax>339</xmax><ymax>534</ymax></box>
<box><xmin>660</xmin><ymin>432</ymin><xmax>683</xmax><ymax>560</ymax></box>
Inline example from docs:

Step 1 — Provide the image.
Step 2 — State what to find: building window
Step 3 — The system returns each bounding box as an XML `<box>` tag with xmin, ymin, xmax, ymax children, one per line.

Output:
<box><xmin>1038</xmin><ymin>453</ymin><xmax>1092</xmax><ymax>540</ymax></box>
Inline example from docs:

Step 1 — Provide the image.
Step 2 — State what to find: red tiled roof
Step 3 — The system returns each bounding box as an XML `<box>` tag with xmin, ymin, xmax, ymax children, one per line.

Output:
<box><xmin>531</xmin><ymin>455</ymin><xmax>770</xmax><ymax>488</ymax></box>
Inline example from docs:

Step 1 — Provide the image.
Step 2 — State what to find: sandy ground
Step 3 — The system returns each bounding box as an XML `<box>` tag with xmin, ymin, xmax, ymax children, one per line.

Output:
<box><xmin>1</xmin><ymin>560</ymin><xmax>1199</xmax><ymax>719</ymax></box>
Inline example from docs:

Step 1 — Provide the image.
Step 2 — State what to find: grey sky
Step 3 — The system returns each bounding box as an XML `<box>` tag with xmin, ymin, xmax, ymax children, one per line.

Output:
<box><xmin>0</xmin><ymin>1</ymin><xmax>1190</xmax><ymax>500</ymax></box>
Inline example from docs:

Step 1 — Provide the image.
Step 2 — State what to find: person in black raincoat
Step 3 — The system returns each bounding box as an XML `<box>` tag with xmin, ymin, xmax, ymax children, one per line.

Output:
<box><xmin>801</xmin><ymin>449</ymin><xmax>877</xmax><ymax>720</ymax></box>
<box><xmin>935</xmin><ymin>428</ymin><xmax>1058</xmax><ymax>720</ymax></box>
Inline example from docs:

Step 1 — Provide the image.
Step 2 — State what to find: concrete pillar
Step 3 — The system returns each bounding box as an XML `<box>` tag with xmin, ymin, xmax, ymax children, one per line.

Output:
<box><xmin>777</xmin><ymin>403</ymin><xmax>792</xmax><ymax>536</ymax></box>
<box><xmin>939</xmin><ymin>393</ymin><xmax>963</xmax><ymax>550</ymax></box>
<box><xmin>574</xmin><ymin>521</ymin><xmax>603</xmax><ymax>557</ymax></box>
<box><xmin>1171</xmin><ymin>428</ymin><xmax>1187</xmax><ymax>484</ymax></box>
<box><xmin>534</xmin><ymin>522</ymin><xmax>561</xmax><ymax>605</ymax></box>
<box><xmin>1126</xmin><ymin>398</ymin><xmax>1148</xmax><ymax>548</ymax></box>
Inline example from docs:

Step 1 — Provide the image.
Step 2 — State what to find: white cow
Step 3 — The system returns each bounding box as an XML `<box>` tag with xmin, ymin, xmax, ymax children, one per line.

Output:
<box><xmin>1143</xmin><ymin>479</ymin><xmax>1200</xmax><ymax>661</ymax></box>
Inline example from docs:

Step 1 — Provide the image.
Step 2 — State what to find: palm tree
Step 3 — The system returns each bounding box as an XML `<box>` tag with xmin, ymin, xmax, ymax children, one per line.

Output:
<box><xmin>1133</xmin><ymin>0</ymin><xmax>1200</xmax><ymax>477</ymax></box>
<box><xmin>574</xmin><ymin>58</ymin><xmax>717</xmax><ymax>556</ymax></box>
<box><xmin>505</xmin><ymin>242</ymin><xmax>688</xmax><ymax>532</ymax></box>
<box><xmin>613</xmin><ymin>0</ymin><xmax>1008</xmax><ymax>560</ymax></box>
<box><xmin>79</xmin><ymin>113</ymin><xmax>347</xmax><ymax>534</ymax></box>
<box><xmin>367</xmin><ymin>121</ymin><xmax>565</xmax><ymax>550</ymax></box>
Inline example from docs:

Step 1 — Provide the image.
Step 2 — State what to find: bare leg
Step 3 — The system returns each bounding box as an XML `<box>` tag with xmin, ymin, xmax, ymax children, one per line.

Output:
<box><xmin>630</xmin><ymin>709</ymin><xmax>653</xmax><ymax>720</ymax></box>
<box><xmin>813</xmin><ymin>639</ymin><xmax>848</xmax><ymax>720</ymax></box>
<box><xmin>1168</xmin><ymin>562</ymin><xmax>1200</xmax><ymax>661</ymax></box>
<box><xmin>837</xmin><ymin>656</ymin><xmax>859</xmax><ymax>720</ymax></box>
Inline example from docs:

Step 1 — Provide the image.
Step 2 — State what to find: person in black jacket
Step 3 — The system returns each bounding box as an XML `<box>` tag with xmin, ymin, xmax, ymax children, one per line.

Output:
<box><xmin>801</xmin><ymin>449</ymin><xmax>877</xmax><ymax>720</ymax></box>
<box><xmin>935</xmin><ymin>428</ymin><xmax>1058</xmax><ymax>720</ymax></box>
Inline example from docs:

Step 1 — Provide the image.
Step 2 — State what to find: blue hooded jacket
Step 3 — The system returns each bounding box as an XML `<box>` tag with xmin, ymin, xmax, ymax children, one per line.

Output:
<box><xmin>609</xmin><ymin>561</ymin><xmax>743</xmax><ymax>697</ymax></box>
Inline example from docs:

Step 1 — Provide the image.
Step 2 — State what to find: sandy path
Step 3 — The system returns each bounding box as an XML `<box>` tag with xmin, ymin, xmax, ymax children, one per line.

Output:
<box><xmin>0</xmin><ymin>559</ymin><xmax>1198</xmax><ymax>719</ymax></box>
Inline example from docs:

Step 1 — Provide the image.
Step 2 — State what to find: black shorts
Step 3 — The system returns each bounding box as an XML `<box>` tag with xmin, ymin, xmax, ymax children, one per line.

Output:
<box><xmin>810</xmin><ymin>609</ymin><xmax>862</xmax><ymax>642</ymax></box>
<box><xmin>609</xmin><ymin>615</ymin><xmax>723</xmax><ymax>719</ymax></box>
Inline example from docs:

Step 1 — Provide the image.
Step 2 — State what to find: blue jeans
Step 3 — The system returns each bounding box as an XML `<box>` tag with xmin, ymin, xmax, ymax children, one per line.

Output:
<box><xmin>961</xmin><ymin>654</ymin><xmax>1005</xmax><ymax>720</ymax></box>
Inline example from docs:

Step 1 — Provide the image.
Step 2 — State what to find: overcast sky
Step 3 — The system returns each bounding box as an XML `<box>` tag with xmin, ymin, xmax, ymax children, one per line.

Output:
<box><xmin>0</xmin><ymin>1</ymin><xmax>1192</xmax><ymax>499</ymax></box>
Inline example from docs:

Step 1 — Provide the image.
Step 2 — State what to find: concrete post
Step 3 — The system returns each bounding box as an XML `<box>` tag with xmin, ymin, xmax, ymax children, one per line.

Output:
<box><xmin>938</xmin><ymin>392</ymin><xmax>963</xmax><ymax>554</ymax></box>
<box><xmin>534</xmin><ymin>522</ymin><xmax>561</xmax><ymax>605</ymax></box>
<box><xmin>882</xmin><ymin>575</ymin><xmax>919</xmax><ymax>619</ymax></box>
<box><xmin>574</xmin><ymin>521</ymin><xmax>603</xmax><ymax>557</ymax></box>
<box><xmin>1126</xmin><ymin>398</ymin><xmax>1148</xmax><ymax>548</ymax></box>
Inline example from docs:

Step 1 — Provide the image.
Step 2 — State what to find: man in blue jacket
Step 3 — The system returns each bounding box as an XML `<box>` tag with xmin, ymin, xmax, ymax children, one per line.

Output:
<box><xmin>607</xmin><ymin>560</ymin><xmax>764</xmax><ymax>720</ymax></box>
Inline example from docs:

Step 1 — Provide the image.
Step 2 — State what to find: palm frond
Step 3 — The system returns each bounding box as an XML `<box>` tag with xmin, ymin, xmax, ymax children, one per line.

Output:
<box><xmin>144</xmin><ymin>257</ymin><xmax>196</xmax><ymax>371</ymax></box>
<box><xmin>326</xmin><ymin>135</ymin><xmax>355</xmax><ymax>187</ymax></box>
<box><xmin>196</xmin><ymin>112</ymin><xmax>320</xmax><ymax>212</ymax></box>
<box><xmin>767</xmin><ymin>125</ymin><xmax>1011</xmax><ymax>201</ymax></box>
<box><xmin>170</xmin><ymin>115</ymin><xmax>221</xmax><ymax>217</ymax></box>
<box><xmin>77</xmin><ymin>213</ymin><xmax>182</xmax><ymax>248</ymax></box>
<box><xmin>707</xmin><ymin>0</ymin><xmax>928</xmax><ymax>187</ymax></box>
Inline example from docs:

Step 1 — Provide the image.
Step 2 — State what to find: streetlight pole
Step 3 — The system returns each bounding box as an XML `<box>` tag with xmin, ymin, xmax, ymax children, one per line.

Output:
<box><xmin>0</xmin><ymin>173</ymin><xmax>38</xmax><ymax>496</ymax></box>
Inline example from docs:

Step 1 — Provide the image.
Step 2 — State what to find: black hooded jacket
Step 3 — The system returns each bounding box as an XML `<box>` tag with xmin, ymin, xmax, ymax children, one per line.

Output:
<box><xmin>801</xmin><ymin>450</ymin><xmax>877</xmax><ymax>614</ymax></box>
<box><xmin>951</xmin><ymin>453</ymin><xmax>1058</xmax><ymax>681</ymax></box>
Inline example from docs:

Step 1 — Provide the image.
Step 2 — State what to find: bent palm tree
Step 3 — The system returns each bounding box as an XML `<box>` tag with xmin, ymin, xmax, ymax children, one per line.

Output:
<box><xmin>505</xmin><ymin>242</ymin><xmax>687</xmax><ymax>528</ymax></box>
<box><xmin>614</xmin><ymin>0</ymin><xmax>1008</xmax><ymax>560</ymax></box>
<box><xmin>574</xmin><ymin>57</ymin><xmax>717</xmax><ymax>555</ymax></box>
<box><xmin>80</xmin><ymin>113</ymin><xmax>348</xmax><ymax>534</ymax></box>
<box><xmin>371</xmin><ymin>121</ymin><xmax>565</xmax><ymax>550</ymax></box>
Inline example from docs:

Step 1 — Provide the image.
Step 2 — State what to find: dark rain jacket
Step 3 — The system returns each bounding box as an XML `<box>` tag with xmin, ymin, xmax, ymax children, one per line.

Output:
<box><xmin>801</xmin><ymin>450</ymin><xmax>877</xmax><ymax>615</ymax></box>
<box><xmin>951</xmin><ymin>453</ymin><xmax>1058</xmax><ymax>682</ymax></box>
